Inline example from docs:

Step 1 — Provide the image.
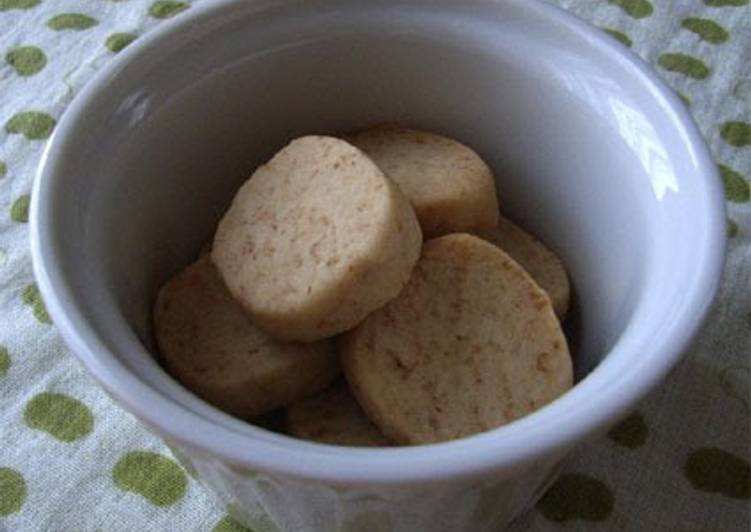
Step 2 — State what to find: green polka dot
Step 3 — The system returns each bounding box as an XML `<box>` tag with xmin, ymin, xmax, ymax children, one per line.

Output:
<box><xmin>21</xmin><ymin>283</ymin><xmax>51</xmax><ymax>324</ymax></box>
<box><xmin>5</xmin><ymin>111</ymin><xmax>56</xmax><ymax>140</ymax></box>
<box><xmin>105</xmin><ymin>33</ymin><xmax>137</xmax><ymax>53</ymax></box>
<box><xmin>704</xmin><ymin>0</ymin><xmax>748</xmax><ymax>5</ymax></box>
<box><xmin>5</xmin><ymin>46</ymin><xmax>47</xmax><ymax>77</ymax></box>
<box><xmin>719</xmin><ymin>164</ymin><xmax>750</xmax><ymax>203</ymax></box>
<box><xmin>538</xmin><ymin>473</ymin><xmax>614</xmax><ymax>523</ymax></box>
<box><xmin>603</xmin><ymin>28</ymin><xmax>632</xmax><ymax>47</ymax></box>
<box><xmin>213</xmin><ymin>516</ymin><xmax>252</xmax><ymax>532</ymax></box>
<box><xmin>0</xmin><ymin>161</ymin><xmax>6</xmax><ymax>178</ymax></box>
<box><xmin>10</xmin><ymin>194</ymin><xmax>30</xmax><ymax>223</ymax></box>
<box><xmin>24</xmin><ymin>392</ymin><xmax>94</xmax><ymax>442</ymax></box>
<box><xmin>684</xmin><ymin>447</ymin><xmax>750</xmax><ymax>499</ymax></box>
<box><xmin>720</xmin><ymin>121</ymin><xmax>751</xmax><ymax>147</ymax></box>
<box><xmin>0</xmin><ymin>346</ymin><xmax>10</xmax><ymax>377</ymax></box>
<box><xmin>608</xmin><ymin>0</ymin><xmax>653</xmax><ymax>19</ymax></box>
<box><xmin>607</xmin><ymin>411</ymin><xmax>648</xmax><ymax>449</ymax></box>
<box><xmin>0</xmin><ymin>0</ymin><xmax>39</xmax><ymax>11</ymax></box>
<box><xmin>341</xmin><ymin>512</ymin><xmax>393</xmax><ymax>532</ymax></box>
<box><xmin>113</xmin><ymin>451</ymin><xmax>187</xmax><ymax>507</ymax></box>
<box><xmin>47</xmin><ymin>13</ymin><xmax>98</xmax><ymax>31</ymax></box>
<box><xmin>148</xmin><ymin>1</ymin><xmax>189</xmax><ymax>19</ymax></box>
<box><xmin>658</xmin><ymin>54</ymin><xmax>710</xmax><ymax>79</ymax></box>
<box><xmin>0</xmin><ymin>468</ymin><xmax>26</xmax><ymax>516</ymax></box>
<box><xmin>681</xmin><ymin>18</ymin><xmax>729</xmax><ymax>44</ymax></box>
<box><xmin>727</xmin><ymin>218</ymin><xmax>739</xmax><ymax>238</ymax></box>
<box><xmin>164</xmin><ymin>443</ymin><xmax>198</xmax><ymax>479</ymax></box>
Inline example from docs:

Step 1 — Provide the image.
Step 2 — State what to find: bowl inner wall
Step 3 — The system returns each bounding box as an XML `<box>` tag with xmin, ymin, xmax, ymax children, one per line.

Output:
<box><xmin>60</xmin><ymin>3</ymin><xmax>667</xmax><ymax>425</ymax></box>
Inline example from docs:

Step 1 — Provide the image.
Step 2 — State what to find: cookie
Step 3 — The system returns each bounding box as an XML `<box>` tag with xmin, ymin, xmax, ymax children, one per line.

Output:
<box><xmin>341</xmin><ymin>233</ymin><xmax>572</xmax><ymax>445</ymax></box>
<box><xmin>153</xmin><ymin>255</ymin><xmax>339</xmax><ymax>419</ymax></box>
<box><xmin>285</xmin><ymin>380</ymin><xmax>391</xmax><ymax>447</ymax></box>
<box><xmin>348</xmin><ymin>126</ymin><xmax>499</xmax><ymax>238</ymax></box>
<box><xmin>477</xmin><ymin>215</ymin><xmax>570</xmax><ymax>320</ymax></box>
<box><xmin>212</xmin><ymin>136</ymin><xmax>422</xmax><ymax>342</ymax></box>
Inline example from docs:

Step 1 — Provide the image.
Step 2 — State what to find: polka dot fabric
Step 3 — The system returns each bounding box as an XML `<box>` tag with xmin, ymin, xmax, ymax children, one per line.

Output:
<box><xmin>0</xmin><ymin>1</ymin><xmax>748</xmax><ymax>531</ymax></box>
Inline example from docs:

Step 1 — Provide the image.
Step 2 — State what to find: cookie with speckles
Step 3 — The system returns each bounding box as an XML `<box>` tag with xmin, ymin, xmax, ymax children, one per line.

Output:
<box><xmin>212</xmin><ymin>136</ymin><xmax>422</xmax><ymax>342</ymax></box>
<box><xmin>154</xmin><ymin>255</ymin><xmax>339</xmax><ymax>419</ymax></box>
<box><xmin>477</xmin><ymin>215</ymin><xmax>570</xmax><ymax>320</ymax></box>
<box><xmin>349</xmin><ymin>126</ymin><xmax>499</xmax><ymax>238</ymax></box>
<box><xmin>341</xmin><ymin>234</ymin><xmax>572</xmax><ymax>445</ymax></box>
<box><xmin>285</xmin><ymin>380</ymin><xmax>392</xmax><ymax>447</ymax></box>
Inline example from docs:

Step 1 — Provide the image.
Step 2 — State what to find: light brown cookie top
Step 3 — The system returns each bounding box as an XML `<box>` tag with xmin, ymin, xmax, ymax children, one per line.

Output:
<box><xmin>477</xmin><ymin>215</ymin><xmax>571</xmax><ymax>320</ymax></box>
<box><xmin>212</xmin><ymin>135</ymin><xmax>422</xmax><ymax>342</ymax></box>
<box><xmin>285</xmin><ymin>380</ymin><xmax>392</xmax><ymax>447</ymax></box>
<box><xmin>348</xmin><ymin>126</ymin><xmax>499</xmax><ymax>238</ymax></box>
<box><xmin>153</xmin><ymin>255</ymin><xmax>339</xmax><ymax>420</ymax></box>
<box><xmin>341</xmin><ymin>233</ymin><xmax>573</xmax><ymax>445</ymax></box>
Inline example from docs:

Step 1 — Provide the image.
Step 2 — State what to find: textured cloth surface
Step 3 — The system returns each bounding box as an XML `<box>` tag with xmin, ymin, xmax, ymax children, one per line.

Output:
<box><xmin>0</xmin><ymin>1</ymin><xmax>749</xmax><ymax>531</ymax></box>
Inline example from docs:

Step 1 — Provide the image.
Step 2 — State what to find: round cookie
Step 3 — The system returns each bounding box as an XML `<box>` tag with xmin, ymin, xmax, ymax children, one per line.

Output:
<box><xmin>285</xmin><ymin>380</ymin><xmax>391</xmax><ymax>447</ymax></box>
<box><xmin>348</xmin><ymin>126</ymin><xmax>499</xmax><ymax>238</ymax></box>
<box><xmin>477</xmin><ymin>215</ymin><xmax>570</xmax><ymax>320</ymax></box>
<box><xmin>153</xmin><ymin>255</ymin><xmax>339</xmax><ymax>420</ymax></box>
<box><xmin>212</xmin><ymin>135</ymin><xmax>422</xmax><ymax>342</ymax></box>
<box><xmin>341</xmin><ymin>233</ymin><xmax>572</xmax><ymax>445</ymax></box>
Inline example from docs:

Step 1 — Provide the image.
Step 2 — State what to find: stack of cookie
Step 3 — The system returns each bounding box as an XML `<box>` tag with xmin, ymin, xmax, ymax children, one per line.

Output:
<box><xmin>154</xmin><ymin>127</ymin><xmax>573</xmax><ymax>446</ymax></box>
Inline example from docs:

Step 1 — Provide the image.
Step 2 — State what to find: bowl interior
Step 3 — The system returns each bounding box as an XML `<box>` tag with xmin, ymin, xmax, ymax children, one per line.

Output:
<box><xmin>37</xmin><ymin>0</ymin><xmax>722</xmax><ymax>464</ymax></box>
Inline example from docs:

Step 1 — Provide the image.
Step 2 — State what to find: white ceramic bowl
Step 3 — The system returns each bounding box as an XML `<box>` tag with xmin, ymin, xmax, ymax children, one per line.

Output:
<box><xmin>30</xmin><ymin>0</ymin><xmax>726</xmax><ymax>530</ymax></box>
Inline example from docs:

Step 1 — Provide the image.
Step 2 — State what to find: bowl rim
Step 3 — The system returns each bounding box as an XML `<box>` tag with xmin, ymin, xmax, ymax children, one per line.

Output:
<box><xmin>30</xmin><ymin>0</ymin><xmax>726</xmax><ymax>486</ymax></box>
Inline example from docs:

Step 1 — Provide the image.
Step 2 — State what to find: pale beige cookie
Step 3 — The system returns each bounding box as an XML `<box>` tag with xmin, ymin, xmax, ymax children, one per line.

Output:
<box><xmin>477</xmin><ymin>215</ymin><xmax>570</xmax><ymax>320</ymax></box>
<box><xmin>348</xmin><ymin>126</ymin><xmax>499</xmax><ymax>238</ymax></box>
<box><xmin>153</xmin><ymin>255</ymin><xmax>339</xmax><ymax>419</ymax></box>
<box><xmin>285</xmin><ymin>380</ymin><xmax>392</xmax><ymax>447</ymax></box>
<box><xmin>341</xmin><ymin>233</ymin><xmax>573</xmax><ymax>445</ymax></box>
<box><xmin>212</xmin><ymin>135</ymin><xmax>422</xmax><ymax>342</ymax></box>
